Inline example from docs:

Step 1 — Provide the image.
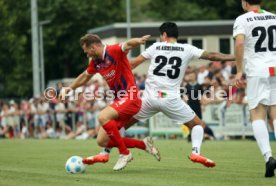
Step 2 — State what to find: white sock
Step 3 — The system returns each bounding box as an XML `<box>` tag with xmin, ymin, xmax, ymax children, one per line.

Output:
<box><xmin>191</xmin><ymin>125</ymin><xmax>204</xmax><ymax>155</ymax></box>
<box><xmin>273</xmin><ymin>120</ymin><xmax>276</xmax><ymax>139</ymax></box>
<box><xmin>252</xmin><ymin>120</ymin><xmax>272</xmax><ymax>162</ymax></box>
<box><xmin>100</xmin><ymin>127</ymin><xmax>125</xmax><ymax>155</ymax></box>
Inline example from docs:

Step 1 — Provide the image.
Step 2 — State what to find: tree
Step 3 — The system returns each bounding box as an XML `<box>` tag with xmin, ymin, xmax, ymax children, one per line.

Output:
<box><xmin>0</xmin><ymin>0</ymin><xmax>32</xmax><ymax>97</ymax></box>
<box><xmin>0</xmin><ymin>0</ymin><xmax>125</xmax><ymax>97</ymax></box>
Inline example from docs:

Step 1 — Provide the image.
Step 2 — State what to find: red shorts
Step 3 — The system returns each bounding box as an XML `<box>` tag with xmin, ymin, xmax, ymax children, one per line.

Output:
<box><xmin>110</xmin><ymin>96</ymin><xmax>141</xmax><ymax>128</ymax></box>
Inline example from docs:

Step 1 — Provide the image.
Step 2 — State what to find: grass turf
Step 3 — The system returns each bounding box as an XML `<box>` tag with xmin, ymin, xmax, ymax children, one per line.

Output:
<box><xmin>0</xmin><ymin>139</ymin><xmax>275</xmax><ymax>186</ymax></box>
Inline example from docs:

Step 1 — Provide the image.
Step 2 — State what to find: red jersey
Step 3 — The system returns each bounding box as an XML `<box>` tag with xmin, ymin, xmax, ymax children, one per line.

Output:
<box><xmin>86</xmin><ymin>44</ymin><xmax>138</xmax><ymax>99</ymax></box>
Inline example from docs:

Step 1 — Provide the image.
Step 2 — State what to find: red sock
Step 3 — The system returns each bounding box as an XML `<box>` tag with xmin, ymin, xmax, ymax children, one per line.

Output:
<box><xmin>107</xmin><ymin>138</ymin><xmax>146</xmax><ymax>150</ymax></box>
<box><xmin>102</xmin><ymin>120</ymin><xmax>129</xmax><ymax>155</ymax></box>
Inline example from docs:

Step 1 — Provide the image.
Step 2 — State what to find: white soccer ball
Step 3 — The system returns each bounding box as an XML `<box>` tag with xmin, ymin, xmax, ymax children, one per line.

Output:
<box><xmin>65</xmin><ymin>156</ymin><xmax>86</xmax><ymax>174</ymax></box>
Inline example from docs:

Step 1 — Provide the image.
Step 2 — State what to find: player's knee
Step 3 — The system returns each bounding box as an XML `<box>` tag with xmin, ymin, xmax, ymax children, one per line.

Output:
<box><xmin>96</xmin><ymin>138</ymin><xmax>108</xmax><ymax>147</ymax></box>
<box><xmin>98</xmin><ymin>114</ymin><xmax>108</xmax><ymax>125</ymax></box>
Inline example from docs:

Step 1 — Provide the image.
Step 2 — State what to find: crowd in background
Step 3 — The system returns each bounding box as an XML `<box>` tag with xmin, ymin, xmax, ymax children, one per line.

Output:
<box><xmin>0</xmin><ymin>61</ymin><xmax>247</xmax><ymax>139</ymax></box>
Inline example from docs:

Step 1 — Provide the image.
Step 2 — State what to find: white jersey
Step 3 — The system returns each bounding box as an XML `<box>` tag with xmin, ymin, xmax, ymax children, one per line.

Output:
<box><xmin>142</xmin><ymin>42</ymin><xmax>204</xmax><ymax>97</ymax></box>
<box><xmin>233</xmin><ymin>10</ymin><xmax>276</xmax><ymax>77</ymax></box>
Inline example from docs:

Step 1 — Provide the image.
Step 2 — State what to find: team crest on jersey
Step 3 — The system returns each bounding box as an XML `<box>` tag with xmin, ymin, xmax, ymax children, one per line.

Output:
<box><xmin>94</xmin><ymin>50</ymin><xmax>116</xmax><ymax>71</ymax></box>
<box><xmin>94</xmin><ymin>58</ymin><xmax>113</xmax><ymax>70</ymax></box>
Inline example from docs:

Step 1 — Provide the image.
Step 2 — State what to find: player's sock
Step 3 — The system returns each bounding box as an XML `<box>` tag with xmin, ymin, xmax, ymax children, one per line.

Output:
<box><xmin>101</xmin><ymin>148</ymin><xmax>111</xmax><ymax>155</ymax></box>
<box><xmin>191</xmin><ymin>125</ymin><xmax>203</xmax><ymax>155</ymax></box>
<box><xmin>273</xmin><ymin>120</ymin><xmax>276</xmax><ymax>139</ymax></box>
<box><xmin>101</xmin><ymin>127</ymin><xmax>126</xmax><ymax>155</ymax></box>
<box><xmin>252</xmin><ymin>120</ymin><xmax>272</xmax><ymax>162</ymax></box>
<box><xmin>102</xmin><ymin>120</ymin><xmax>129</xmax><ymax>155</ymax></box>
<box><xmin>107</xmin><ymin>138</ymin><xmax>146</xmax><ymax>150</ymax></box>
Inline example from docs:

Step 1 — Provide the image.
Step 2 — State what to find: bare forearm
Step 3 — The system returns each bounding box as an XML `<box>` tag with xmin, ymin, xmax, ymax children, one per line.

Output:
<box><xmin>207</xmin><ymin>52</ymin><xmax>235</xmax><ymax>61</ymax></box>
<box><xmin>70</xmin><ymin>73</ymin><xmax>91</xmax><ymax>90</ymax></box>
<box><xmin>130</xmin><ymin>55</ymin><xmax>146</xmax><ymax>69</ymax></box>
<box><xmin>235</xmin><ymin>45</ymin><xmax>244</xmax><ymax>73</ymax></box>
<box><xmin>125</xmin><ymin>38</ymin><xmax>142</xmax><ymax>50</ymax></box>
<box><xmin>123</xmin><ymin>35</ymin><xmax>150</xmax><ymax>51</ymax></box>
<box><xmin>130</xmin><ymin>61</ymin><xmax>138</xmax><ymax>69</ymax></box>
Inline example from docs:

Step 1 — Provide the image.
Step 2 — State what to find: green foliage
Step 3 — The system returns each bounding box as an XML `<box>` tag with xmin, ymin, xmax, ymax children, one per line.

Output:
<box><xmin>0</xmin><ymin>0</ymin><xmax>125</xmax><ymax>97</ymax></box>
<box><xmin>263</xmin><ymin>0</ymin><xmax>276</xmax><ymax>13</ymax></box>
<box><xmin>39</xmin><ymin>0</ymin><xmax>125</xmax><ymax>88</ymax></box>
<box><xmin>0</xmin><ymin>0</ymin><xmax>32</xmax><ymax>97</ymax></box>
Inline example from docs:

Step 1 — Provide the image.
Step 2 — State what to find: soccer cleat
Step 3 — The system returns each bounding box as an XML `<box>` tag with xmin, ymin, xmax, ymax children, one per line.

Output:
<box><xmin>113</xmin><ymin>152</ymin><xmax>133</xmax><ymax>171</ymax></box>
<box><xmin>265</xmin><ymin>157</ymin><xmax>276</xmax><ymax>177</ymax></box>
<box><xmin>189</xmin><ymin>153</ymin><xmax>216</xmax><ymax>168</ymax></box>
<box><xmin>143</xmin><ymin>137</ymin><xmax>161</xmax><ymax>161</ymax></box>
<box><xmin>82</xmin><ymin>153</ymin><xmax>109</xmax><ymax>165</ymax></box>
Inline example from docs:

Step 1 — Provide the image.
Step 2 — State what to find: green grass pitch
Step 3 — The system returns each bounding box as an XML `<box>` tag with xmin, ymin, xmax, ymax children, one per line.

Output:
<box><xmin>0</xmin><ymin>139</ymin><xmax>275</xmax><ymax>186</ymax></box>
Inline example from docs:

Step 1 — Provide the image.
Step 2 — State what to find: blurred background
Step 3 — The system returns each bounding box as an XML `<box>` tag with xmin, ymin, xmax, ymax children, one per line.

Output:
<box><xmin>0</xmin><ymin>0</ymin><xmax>276</xmax><ymax>140</ymax></box>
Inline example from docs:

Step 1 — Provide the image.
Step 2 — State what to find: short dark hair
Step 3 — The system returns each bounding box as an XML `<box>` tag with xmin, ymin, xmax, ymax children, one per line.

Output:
<box><xmin>244</xmin><ymin>0</ymin><xmax>262</xmax><ymax>5</ymax></box>
<box><xmin>80</xmin><ymin>34</ymin><xmax>102</xmax><ymax>47</ymax></box>
<box><xmin>159</xmin><ymin>22</ymin><xmax>179</xmax><ymax>39</ymax></box>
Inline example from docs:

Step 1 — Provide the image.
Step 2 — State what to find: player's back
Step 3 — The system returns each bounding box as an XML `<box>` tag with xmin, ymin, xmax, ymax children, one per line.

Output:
<box><xmin>142</xmin><ymin>42</ymin><xmax>203</xmax><ymax>95</ymax></box>
<box><xmin>234</xmin><ymin>10</ymin><xmax>276</xmax><ymax>77</ymax></box>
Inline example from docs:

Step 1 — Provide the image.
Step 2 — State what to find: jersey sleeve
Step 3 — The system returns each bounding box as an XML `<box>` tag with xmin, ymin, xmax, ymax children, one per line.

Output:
<box><xmin>186</xmin><ymin>44</ymin><xmax>204</xmax><ymax>59</ymax></box>
<box><xmin>110</xmin><ymin>43</ymin><xmax>128</xmax><ymax>56</ymax></box>
<box><xmin>233</xmin><ymin>16</ymin><xmax>246</xmax><ymax>38</ymax></box>
<box><xmin>141</xmin><ymin>44</ymin><xmax>155</xmax><ymax>59</ymax></box>
<box><xmin>86</xmin><ymin>60</ymin><xmax>96</xmax><ymax>75</ymax></box>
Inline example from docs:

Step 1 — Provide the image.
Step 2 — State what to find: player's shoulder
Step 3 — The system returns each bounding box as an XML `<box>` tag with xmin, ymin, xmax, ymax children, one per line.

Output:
<box><xmin>178</xmin><ymin>43</ymin><xmax>197</xmax><ymax>50</ymax></box>
<box><xmin>145</xmin><ymin>42</ymin><xmax>160</xmax><ymax>51</ymax></box>
<box><xmin>106</xmin><ymin>43</ymin><xmax>123</xmax><ymax>55</ymax></box>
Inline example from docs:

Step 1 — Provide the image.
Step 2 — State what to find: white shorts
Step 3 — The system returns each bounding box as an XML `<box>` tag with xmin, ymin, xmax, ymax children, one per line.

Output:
<box><xmin>247</xmin><ymin>76</ymin><xmax>276</xmax><ymax>110</ymax></box>
<box><xmin>133</xmin><ymin>93</ymin><xmax>196</xmax><ymax>124</ymax></box>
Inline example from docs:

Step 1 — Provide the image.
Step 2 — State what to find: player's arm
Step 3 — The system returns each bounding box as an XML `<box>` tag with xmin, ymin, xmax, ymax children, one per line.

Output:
<box><xmin>234</xmin><ymin>34</ymin><xmax>245</xmax><ymax>88</ymax></box>
<box><xmin>199</xmin><ymin>51</ymin><xmax>235</xmax><ymax>61</ymax></box>
<box><xmin>129</xmin><ymin>55</ymin><xmax>147</xmax><ymax>69</ymax></box>
<box><xmin>122</xmin><ymin>35</ymin><xmax>151</xmax><ymax>52</ymax></box>
<box><xmin>58</xmin><ymin>72</ymin><xmax>93</xmax><ymax>101</ymax></box>
<box><xmin>69</xmin><ymin>72</ymin><xmax>93</xmax><ymax>90</ymax></box>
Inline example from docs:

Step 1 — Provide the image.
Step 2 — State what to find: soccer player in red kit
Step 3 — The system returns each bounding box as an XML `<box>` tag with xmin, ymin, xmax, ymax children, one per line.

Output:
<box><xmin>59</xmin><ymin>34</ymin><xmax>158</xmax><ymax>171</ymax></box>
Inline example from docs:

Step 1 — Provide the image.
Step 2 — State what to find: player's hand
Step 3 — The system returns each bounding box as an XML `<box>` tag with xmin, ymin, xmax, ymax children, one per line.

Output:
<box><xmin>139</xmin><ymin>35</ymin><xmax>151</xmax><ymax>44</ymax></box>
<box><xmin>58</xmin><ymin>87</ymin><xmax>72</xmax><ymax>102</ymax></box>
<box><xmin>234</xmin><ymin>72</ymin><xmax>243</xmax><ymax>88</ymax></box>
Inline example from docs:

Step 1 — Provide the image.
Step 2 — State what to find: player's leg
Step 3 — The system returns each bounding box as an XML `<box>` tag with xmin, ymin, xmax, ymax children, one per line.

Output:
<box><xmin>83</xmin><ymin>126</ymin><xmax>128</xmax><ymax>165</ymax></box>
<box><xmin>185</xmin><ymin>116</ymin><xmax>216</xmax><ymax>168</ymax></box>
<box><xmin>98</xmin><ymin>96</ymin><xmax>145</xmax><ymax>170</ymax></box>
<box><xmin>265</xmin><ymin>76</ymin><xmax>276</xmax><ymax>177</ymax></box>
<box><xmin>269</xmin><ymin>76</ymin><xmax>276</xmax><ymax>138</ymax></box>
<box><xmin>84</xmin><ymin>113</ymin><xmax>161</xmax><ymax>164</ymax></box>
<box><xmin>247</xmin><ymin>77</ymin><xmax>276</xmax><ymax>177</ymax></box>
<box><xmin>97</xmin><ymin>106</ymin><xmax>130</xmax><ymax>154</ymax></box>
<box><xmin>250</xmin><ymin>104</ymin><xmax>276</xmax><ymax>177</ymax></box>
<box><xmin>97</xmin><ymin>105</ymin><xmax>134</xmax><ymax>171</ymax></box>
<box><xmin>250</xmin><ymin>104</ymin><xmax>271</xmax><ymax>162</ymax></box>
<box><xmin>161</xmin><ymin>98</ymin><xmax>215</xmax><ymax>167</ymax></box>
<box><xmin>269</xmin><ymin>106</ymin><xmax>276</xmax><ymax>139</ymax></box>
<box><xmin>83</xmin><ymin>97</ymin><xmax>160</xmax><ymax>165</ymax></box>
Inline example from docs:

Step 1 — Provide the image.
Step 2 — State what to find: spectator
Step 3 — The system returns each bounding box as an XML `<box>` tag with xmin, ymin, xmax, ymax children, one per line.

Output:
<box><xmin>197</xmin><ymin>65</ymin><xmax>209</xmax><ymax>85</ymax></box>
